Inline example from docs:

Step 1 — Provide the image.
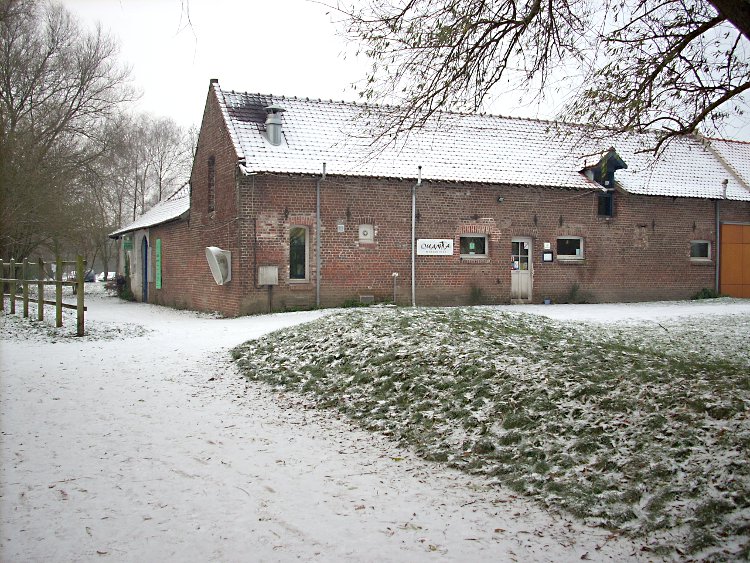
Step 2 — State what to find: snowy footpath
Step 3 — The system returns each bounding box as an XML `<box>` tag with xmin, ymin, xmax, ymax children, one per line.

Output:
<box><xmin>2</xmin><ymin>293</ymin><xmax>748</xmax><ymax>562</ymax></box>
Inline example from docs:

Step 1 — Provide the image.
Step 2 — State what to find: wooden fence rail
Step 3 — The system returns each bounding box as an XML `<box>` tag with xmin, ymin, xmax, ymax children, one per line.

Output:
<box><xmin>0</xmin><ymin>255</ymin><xmax>86</xmax><ymax>336</ymax></box>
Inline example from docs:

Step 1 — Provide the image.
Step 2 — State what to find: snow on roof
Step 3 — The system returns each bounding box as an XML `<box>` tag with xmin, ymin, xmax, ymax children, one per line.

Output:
<box><xmin>705</xmin><ymin>138</ymin><xmax>750</xmax><ymax>195</ymax></box>
<box><xmin>109</xmin><ymin>187</ymin><xmax>190</xmax><ymax>238</ymax></box>
<box><xmin>214</xmin><ymin>84</ymin><xmax>750</xmax><ymax>201</ymax></box>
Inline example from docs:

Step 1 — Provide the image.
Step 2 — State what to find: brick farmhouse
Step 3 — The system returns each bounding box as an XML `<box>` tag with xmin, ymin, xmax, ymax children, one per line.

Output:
<box><xmin>110</xmin><ymin>80</ymin><xmax>750</xmax><ymax>316</ymax></box>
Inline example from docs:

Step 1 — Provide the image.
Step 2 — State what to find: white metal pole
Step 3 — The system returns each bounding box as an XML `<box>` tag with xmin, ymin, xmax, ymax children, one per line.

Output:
<box><xmin>412</xmin><ymin>166</ymin><xmax>421</xmax><ymax>307</ymax></box>
<box><xmin>316</xmin><ymin>162</ymin><xmax>326</xmax><ymax>308</ymax></box>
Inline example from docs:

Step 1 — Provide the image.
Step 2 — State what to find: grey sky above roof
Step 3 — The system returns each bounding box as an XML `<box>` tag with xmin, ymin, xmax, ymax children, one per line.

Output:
<box><xmin>63</xmin><ymin>0</ymin><xmax>750</xmax><ymax>143</ymax></box>
<box><xmin>216</xmin><ymin>84</ymin><xmax>750</xmax><ymax>202</ymax></box>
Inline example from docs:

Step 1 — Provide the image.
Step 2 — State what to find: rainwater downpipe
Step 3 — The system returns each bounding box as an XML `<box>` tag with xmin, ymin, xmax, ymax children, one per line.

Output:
<box><xmin>411</xmin><ymin>166</ymin><xmax>422</xmax><ymax>307</ymax></box>
<box><xmin>715</xmin><ymin>179</ymin><xmax>727</xmax><ymax>293</ymax></box>
<box><xmin>316</xmin><ymin>163</ymin><xmax>326</xmax><ymax>308</ymax></box>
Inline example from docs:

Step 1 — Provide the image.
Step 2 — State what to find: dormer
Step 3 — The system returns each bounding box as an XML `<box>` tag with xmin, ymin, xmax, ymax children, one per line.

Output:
<box><xmin>584</xmin><ymin>147</ymin><xmax>628</xmax><ymax>190</ymax></box>
<box><xmin>582</xmin><ymin>148</ymin><xmax>627</xmax><ymax>218</ymax></box>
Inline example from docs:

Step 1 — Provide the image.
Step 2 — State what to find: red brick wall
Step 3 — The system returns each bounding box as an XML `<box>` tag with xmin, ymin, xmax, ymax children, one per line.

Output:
<box><xmin>144</xmin><ymin>86</ymin><xmax>750</xmax><ymax>316</ymax></box>
<box><xmin>150</xmin><ymin>167</ymin><xmax>750</xmax><ymax>315</ymax></box>
<box><xmin>147</xmin><ymin>87</ymin><xmax>246</xmax><ymax>317</ymax></box>
<box><xmin>720</xmin><ymin>200</ymin><xmax>750</xmax><ymax>224</ymax></box>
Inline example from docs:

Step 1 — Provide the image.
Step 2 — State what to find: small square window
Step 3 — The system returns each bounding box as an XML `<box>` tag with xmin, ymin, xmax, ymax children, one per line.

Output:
<box><xmin>460</xmin><ymin>235</ymin><xmax>487</xmax><ymax>257</ymax></box>
<box><xmin>690</xmin><ymin>241</ymin><xmax>711</xmax><ymax>261</ymax></box>
<box><xmin>557</xmin><ymin>237</ymin><xmax>584</xmax><ymax>260</ymax></box>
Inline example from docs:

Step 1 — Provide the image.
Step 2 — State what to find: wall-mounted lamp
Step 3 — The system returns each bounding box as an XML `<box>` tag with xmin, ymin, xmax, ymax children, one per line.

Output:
<box><xmin>283</xmin><ymin>207</ymin><xmax>289</xmax><ymax>219</ymax></box>
<box><xmin>497</xmin><ymin>196</ymin><xmax>504</xmax><ymax>203</ymax></box>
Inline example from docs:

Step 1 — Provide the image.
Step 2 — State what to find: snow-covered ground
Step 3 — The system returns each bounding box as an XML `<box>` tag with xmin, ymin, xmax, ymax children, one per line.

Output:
<box><xmin>1</xmin><ymin>289</ymin><xmax>747</xmax><ymax>562</ymax></box>
<box><xmin>486</xmin><ymin>298</ymin><xmax>750</xmax><ymax>324</ymax></box>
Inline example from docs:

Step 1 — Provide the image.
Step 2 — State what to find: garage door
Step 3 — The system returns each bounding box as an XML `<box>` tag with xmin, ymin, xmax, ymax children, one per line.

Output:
<box><xmin>720</xmin><ymin>224</ymin><xmax>750</xmax><ymax>298</ymax></box>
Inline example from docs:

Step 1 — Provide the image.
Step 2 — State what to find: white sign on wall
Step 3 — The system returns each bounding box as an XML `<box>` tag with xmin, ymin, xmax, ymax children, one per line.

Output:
<box><xmin>417</xmin><ymin>239</ymin><xmax>454</xmax><ymax>256</ymax></box>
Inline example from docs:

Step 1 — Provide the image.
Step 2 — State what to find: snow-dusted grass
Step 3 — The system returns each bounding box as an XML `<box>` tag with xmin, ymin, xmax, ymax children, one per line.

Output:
<box><xmin>233</xmin><ymin>305</ymin><xmax>750</xmax><ymax>560</ymax></box>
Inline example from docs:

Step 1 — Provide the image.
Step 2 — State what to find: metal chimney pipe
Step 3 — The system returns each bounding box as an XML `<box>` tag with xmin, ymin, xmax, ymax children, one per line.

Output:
<box><xmin>264</xmin><ymin>104</ymin><xmax>286</xmax><ymax>146</ymax></box>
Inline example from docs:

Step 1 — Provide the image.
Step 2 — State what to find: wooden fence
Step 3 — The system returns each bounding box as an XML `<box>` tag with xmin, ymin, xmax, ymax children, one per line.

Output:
<box><xmin>0</xmin><ymin>255</ymin><xmax>87</xmax><ymax>336</ymax></box>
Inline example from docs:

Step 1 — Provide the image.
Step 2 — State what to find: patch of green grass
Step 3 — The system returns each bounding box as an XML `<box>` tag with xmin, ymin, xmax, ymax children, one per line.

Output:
<box><xmin>232</xmin><ymin>307</ymin><xmax>750</xmax><ymax>560</ymax></box>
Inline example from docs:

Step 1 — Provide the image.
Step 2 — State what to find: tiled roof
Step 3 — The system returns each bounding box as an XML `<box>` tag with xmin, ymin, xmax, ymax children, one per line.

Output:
<box><xmin>705</xmin><ymin>138</ymin><xmax>750</xmax><ymax>195</ymax></box>
<box><xmin>109</xmin><ymin>187</ymin><xmax>190</xmax><ymax>238</ymax></box>
<box><xmin>215</xmin><ymin>84</ymin><xmax>750</xmax><ymax>201</ymax></box>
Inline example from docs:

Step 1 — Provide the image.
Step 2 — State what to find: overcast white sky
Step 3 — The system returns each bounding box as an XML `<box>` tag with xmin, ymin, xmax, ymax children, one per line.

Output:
<box><xmin>62</xmin><ymin>0</ymin><xmax>370</xmax><ymax>129</ymax></box>
<box><xmin>63</xmin><ymin>0</ymin><xmax>750</xmax><ymax>140</ymax></box>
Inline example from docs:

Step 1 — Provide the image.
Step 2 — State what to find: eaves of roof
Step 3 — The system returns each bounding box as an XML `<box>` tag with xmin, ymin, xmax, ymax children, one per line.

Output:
<box><xmin>109</xmin><ymin>195</ymin><xmax>190</xmax><ymax>239</ymax></box>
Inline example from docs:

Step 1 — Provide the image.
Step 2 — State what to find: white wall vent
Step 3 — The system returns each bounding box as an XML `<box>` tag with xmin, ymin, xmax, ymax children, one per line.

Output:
<box><xmin>359</xmin><ymin>224</ymin><xmax>374</xmax><ymax>243</ymax></box>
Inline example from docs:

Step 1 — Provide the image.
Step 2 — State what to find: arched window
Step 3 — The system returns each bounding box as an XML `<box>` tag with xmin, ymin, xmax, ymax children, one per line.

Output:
<box><xmin>207</xmin><ymin>156</ymin><xmax>216</xmax><ymax>212</ymax></box>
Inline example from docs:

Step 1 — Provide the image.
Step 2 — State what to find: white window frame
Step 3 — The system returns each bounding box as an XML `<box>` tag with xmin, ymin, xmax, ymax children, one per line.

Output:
<box><xmin>459</xmin><ymin>234</ymin><xmax>488</xmax><ymax>258</ymax></box>
<box><xmin>556</xmin><ymin>236</ymin><xmax>584</xmax><ymax>261</ymax></box>
<box><xmin>289</xmin><ymin>225</ymin><xmax>309</xmax><ymax>283</ymax></box>
<box><xmin>690</xmin><ymin>240</ymin><xmax>711</xmax><ymax>262</ymax></box>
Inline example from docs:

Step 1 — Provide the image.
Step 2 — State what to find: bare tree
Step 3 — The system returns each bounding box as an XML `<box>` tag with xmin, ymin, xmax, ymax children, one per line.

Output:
<box><xmin>0</xmin><ymin>0</ymin><xmax>134</xmax><ymax>260</ymax></box>
<box><xmin>145</xmin><ymin>116</ymin><xmax>191</xmax><ymax>203</ymax></box>
<box><xmin>341</xmin><ymin>0</ymin><xmax>750</xmax><ymax>151</ymax></box>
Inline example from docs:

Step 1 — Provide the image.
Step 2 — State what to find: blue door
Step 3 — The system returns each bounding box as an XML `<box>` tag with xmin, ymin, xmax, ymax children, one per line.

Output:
<box><xmin>141</xmin><ymin>236</ymin><xmax>149</xmax><ymax>302</ymax></box>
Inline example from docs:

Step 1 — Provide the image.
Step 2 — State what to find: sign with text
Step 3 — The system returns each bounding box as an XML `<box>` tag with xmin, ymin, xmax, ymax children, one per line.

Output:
<box><xmin>417</xmin><ymin>239</ymin><xmax>454</xmax><ymax>256</ymax></box>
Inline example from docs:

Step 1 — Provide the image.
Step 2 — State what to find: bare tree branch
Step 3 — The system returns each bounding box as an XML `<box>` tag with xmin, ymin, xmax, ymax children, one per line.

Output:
<box><xmin>339</xmin><ymin>0</ymin><xmax>750</xmax><ymax>151</ymax></box>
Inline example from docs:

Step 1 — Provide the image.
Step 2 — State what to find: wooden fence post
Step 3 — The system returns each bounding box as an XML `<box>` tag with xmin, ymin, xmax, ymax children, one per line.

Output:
<box><xmin>56</xmin><ymin>256</ymin><xmax>63</xmax><ymax>328</ymax></box>
<box><xmin>22</xmin><ymin>258</ymin><xmax>29</xmax><ymax>318</ymax></box>
<box><xmin>0</xmin><ymin>259</ymin><xmax>4</xmax><ymax>312</ymax></box>
<box><xmin>38</xmin><ymin>257</ymin><xmax>44</xmax><ymax>321</ymax></box>
<box><xmin>76</xmin><ymin>255</ymin><xmax>85</xmax><ymax>336</ymax></box>
<box><xmin>9</xmin><ymin>258</ymin><xmax>16</xmax><ymax>314</ymax></box>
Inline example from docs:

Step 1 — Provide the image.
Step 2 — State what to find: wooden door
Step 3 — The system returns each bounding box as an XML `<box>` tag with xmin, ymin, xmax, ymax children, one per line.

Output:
<box><xmin>720</xmin><ymin>224</ymin><xmax>750</xmax><ymax>298</ymax></box>
<box><xmin>511</xmin><ymin>238</ymin><xmax>533</xmax><ymax>302</ymax></box>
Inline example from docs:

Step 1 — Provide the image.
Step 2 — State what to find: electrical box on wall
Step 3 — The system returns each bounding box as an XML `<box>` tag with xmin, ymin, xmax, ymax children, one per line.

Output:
<box><xmin>258</xmin><ymin>265</ymin><xmax>279</xmax><ymax>286</ymax></box>
<box><xmin>359</xmin><ymin>224</ymin><xmax>374</xmax><ymax>243</ymax></box>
